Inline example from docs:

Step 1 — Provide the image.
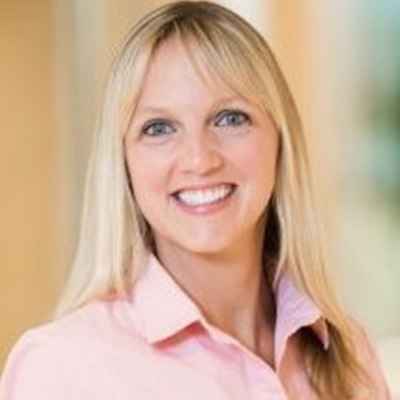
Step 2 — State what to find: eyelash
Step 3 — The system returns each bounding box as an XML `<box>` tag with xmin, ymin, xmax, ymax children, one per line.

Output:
<box><xmin>215</xmin><ymin>109</ymin><xmax>250</xmax><ymax>128</ymax></box>
<box><xmin>141</xmin><ymin>119</ymin><xmax>175</xmax><ymax>137</ymax></box>
<box><xmin>140</xmin><ymin>109</ymin><xmax>250</xmax><ymax>137</ymax></box>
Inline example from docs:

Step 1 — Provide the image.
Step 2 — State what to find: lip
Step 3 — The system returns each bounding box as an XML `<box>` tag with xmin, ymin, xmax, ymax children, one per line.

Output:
<box><xmin>171</xmin><ymin>182</ymin><xmax>236</xmax><ymax>196</ymax></box>
<box><xmin>170</xmin><ymin>183</ymin><xmax>237</xmax><ymax>215</ymax></box>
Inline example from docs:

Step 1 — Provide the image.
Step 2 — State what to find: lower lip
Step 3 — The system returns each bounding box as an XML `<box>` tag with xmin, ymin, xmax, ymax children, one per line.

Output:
<box><xmin>171</xmin><ymin>186</ymin><xmax>236</xmax><ymax>215</ymax></box>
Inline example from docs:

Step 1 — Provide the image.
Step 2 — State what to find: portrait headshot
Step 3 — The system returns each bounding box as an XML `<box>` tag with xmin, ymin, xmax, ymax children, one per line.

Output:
<box><xmin>0</xmin><ymin>1</ymin><xmax>399</xmax><ymax>399</ymax></box>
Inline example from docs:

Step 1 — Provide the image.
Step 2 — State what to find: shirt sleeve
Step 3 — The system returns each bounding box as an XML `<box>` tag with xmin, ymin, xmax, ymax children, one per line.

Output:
<box><xmin>0</xmin><ymin>329</ymin><xmax>88</xmax><ymax>400</ymax></box>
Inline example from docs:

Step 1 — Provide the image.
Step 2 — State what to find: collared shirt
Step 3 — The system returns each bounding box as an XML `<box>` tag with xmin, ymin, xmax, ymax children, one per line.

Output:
<box><xmin>0</xmin><ymin>254</ymin><xmax>391</xmax><ymax>399</ymax></box>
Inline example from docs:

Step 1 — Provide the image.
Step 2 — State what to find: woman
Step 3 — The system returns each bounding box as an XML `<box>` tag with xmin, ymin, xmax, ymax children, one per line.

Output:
<box><xmin>0</xmin><ymin>1</ymin><xmax>391</xmax><ymax>399</ymax></box>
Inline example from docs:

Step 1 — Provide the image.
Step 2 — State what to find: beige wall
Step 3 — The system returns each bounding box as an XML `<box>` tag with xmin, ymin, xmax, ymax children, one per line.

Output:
<box><xmin>0</xmin><ymin>0</ymin><xmax>162</xmax><ymax>371</ymax></box>
<box><xmin>0</xmin><ymin>0</ymin><xmax>59</xmax><ymax>367</ymax></box>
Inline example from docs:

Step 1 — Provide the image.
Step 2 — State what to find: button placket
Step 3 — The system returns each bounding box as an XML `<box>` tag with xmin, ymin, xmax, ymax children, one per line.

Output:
<box><xmin>240</xmin><ymin>347</ymin><xmax>290</xmax><ymax>400</ymax></box>
<box><xmin>202</xmin><ymin>322</ymin><xmax>290</xmax><ymax>399</ymax></box>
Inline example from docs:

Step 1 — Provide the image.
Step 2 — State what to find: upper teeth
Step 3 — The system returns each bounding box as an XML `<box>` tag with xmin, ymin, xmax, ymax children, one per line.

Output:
<box><xmin>176</xmin><ymin>185</ymin><xmax>234</xmax><ymax>206</ymax></box>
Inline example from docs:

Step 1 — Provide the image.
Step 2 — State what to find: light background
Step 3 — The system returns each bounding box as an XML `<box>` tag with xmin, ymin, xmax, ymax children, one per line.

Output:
<box><xmin>1</xmin><ymin>0</ymin><xmax>399</xmax><ymax>396</ymax></box>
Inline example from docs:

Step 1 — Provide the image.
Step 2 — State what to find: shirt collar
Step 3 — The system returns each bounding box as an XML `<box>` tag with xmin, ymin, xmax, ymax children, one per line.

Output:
<box><xmin>129</xmin><ymin>254</ymin><xmax>329</xmax><ymax>360</ymax></box>
<box><xmin>129</xmin><ymin>253</ymin><xmax>203</xmax><ymax>343</ymax></box>
<box><xmin>273</xmin><ymin>271</ymin><xmax>330</xmax><ymax>365</ymax></box>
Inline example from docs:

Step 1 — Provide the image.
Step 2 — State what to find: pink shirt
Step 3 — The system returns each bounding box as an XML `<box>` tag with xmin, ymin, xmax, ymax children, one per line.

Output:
<box><xmin>0</xmin><ymin>254</ymin><xmax>391</xmax><ymax>399</ymax></box>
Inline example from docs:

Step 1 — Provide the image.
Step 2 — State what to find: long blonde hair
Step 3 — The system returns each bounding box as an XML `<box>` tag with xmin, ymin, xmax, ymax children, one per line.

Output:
<box><xmin>56</xmin><ymin>2</ymin><xmax>375</xmax><ymax>398</ymax></box>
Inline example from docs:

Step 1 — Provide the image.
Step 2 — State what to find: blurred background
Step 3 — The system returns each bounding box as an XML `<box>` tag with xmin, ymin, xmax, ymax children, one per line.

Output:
<box><xmin>1</xmin><ymin>0</ymin><xmax>399</xmax><ymax>395</ymax></box>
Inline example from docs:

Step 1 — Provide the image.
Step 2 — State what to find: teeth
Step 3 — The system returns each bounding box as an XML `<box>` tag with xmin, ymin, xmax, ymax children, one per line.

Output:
<box><xmin>176</xmin><ymin>185</ymin><xmax>234</xmax><ymax>206</ymax></box>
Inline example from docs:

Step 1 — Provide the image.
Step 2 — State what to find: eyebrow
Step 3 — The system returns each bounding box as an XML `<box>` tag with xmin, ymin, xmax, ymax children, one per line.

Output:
<box><xmin>136</xmin><ymin>94</ymin><xmax>249</xmax><ymax>116</ymax></box>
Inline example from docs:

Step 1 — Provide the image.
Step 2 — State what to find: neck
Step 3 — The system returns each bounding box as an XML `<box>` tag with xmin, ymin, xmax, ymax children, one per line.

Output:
<box><xmin>154</xmin><ymin>230</ymin><xmax>276</xmax><ymax>360</ymax></box>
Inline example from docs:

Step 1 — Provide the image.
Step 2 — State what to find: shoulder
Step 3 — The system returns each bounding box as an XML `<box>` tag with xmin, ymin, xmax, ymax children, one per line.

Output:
<box><xmin>0</xmin><ymin>299</ymin><xmax>144</xmax><ymax>399</ymax></box>
<box><xmin>0</xmin><ymin>320</ymin><xmax>88</xmax><ymax>398</ymax></box>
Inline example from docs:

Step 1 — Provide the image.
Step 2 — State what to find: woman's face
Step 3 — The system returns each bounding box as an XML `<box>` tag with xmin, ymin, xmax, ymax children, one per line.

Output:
<box><xmin>125</xmin><ymin>39</ymin><xmax>279</xmax><ymax>257</ymax></box>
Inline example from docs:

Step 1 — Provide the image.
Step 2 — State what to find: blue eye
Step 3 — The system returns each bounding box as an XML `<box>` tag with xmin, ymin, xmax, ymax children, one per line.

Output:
<box><xmin>142</xmin><ymin>120</ymin><xmax>175</xmax><ymax>137</ymax></box>
<box><xmin>215</xmin><ymin>110</ymin><xmax>250</xmax><ymax>127</ymax></box>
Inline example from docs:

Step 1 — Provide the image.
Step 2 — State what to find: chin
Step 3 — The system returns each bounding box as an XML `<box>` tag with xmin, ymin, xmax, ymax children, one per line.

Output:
<box><xmin>153</xmin><ymin>228</ymin><xmax>239</xmax><ymax>257</ymax></box>
<box><xmin>171</xmin><ymin>237</ymin><xmax>237</xmax><ymax>256</ymax></box>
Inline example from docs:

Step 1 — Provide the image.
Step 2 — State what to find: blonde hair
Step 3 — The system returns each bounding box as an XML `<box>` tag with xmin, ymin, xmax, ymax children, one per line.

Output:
<box><xmin>56</xmin><ymin>2</ymin><xmax>376</xmax><ymax>398</ymax></box>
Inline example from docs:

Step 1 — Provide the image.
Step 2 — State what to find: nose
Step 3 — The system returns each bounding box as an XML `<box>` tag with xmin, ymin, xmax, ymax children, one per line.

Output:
<box><xmin>178</xmin><ymin>129</ymin><xmax>224</xmax><ymax>176</ymax></box>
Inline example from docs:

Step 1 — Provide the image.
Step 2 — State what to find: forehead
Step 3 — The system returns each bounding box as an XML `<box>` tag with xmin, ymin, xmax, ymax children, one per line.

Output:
<box><xmin>136</xmin><ymin>38</ymin><xmax>246</xmax><ymax>107</ymax></box>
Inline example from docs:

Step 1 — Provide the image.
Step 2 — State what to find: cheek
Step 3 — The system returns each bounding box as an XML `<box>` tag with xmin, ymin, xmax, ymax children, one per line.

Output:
<box><xmin>125</xmin><ymin>150</ymin><xmax>169</xmax><ymax>206</ymax></box>
<box><xmin>235</xmin><ymin>136</ymin><xmax>278</xmax><ymax>186</ymax></box>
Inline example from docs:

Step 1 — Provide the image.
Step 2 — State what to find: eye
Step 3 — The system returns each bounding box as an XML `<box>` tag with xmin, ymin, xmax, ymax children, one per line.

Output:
<box><xmin>215</xmin><ymin>110</ymin><xmax>250</xmax><ymax>128</ymax></box>
<box><xmin>141</xmin><ymin>120</ymin><xmax>175</xmax><ymax>137</ymax></box>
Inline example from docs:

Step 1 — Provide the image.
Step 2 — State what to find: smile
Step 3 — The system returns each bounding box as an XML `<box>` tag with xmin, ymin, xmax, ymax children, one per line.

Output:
<box><xmin>173</xmin><ymin>184</ymin><xmax>236</xmax><ymax>207</ymax></box>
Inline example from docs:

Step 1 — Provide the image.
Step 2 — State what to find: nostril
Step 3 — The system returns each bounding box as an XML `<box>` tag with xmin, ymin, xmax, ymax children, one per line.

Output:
<box><xmin>178</xmin><ymin>147</ymin><xmax>224</xmax><ymax>175</ymax></box>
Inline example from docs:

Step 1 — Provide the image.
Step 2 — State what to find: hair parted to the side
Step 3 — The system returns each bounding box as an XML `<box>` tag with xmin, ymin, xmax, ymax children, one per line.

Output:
<box><xmin>55</xmin><ymin>2</ymin><xmax>376</xmax><ymax>398</ymax></box>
